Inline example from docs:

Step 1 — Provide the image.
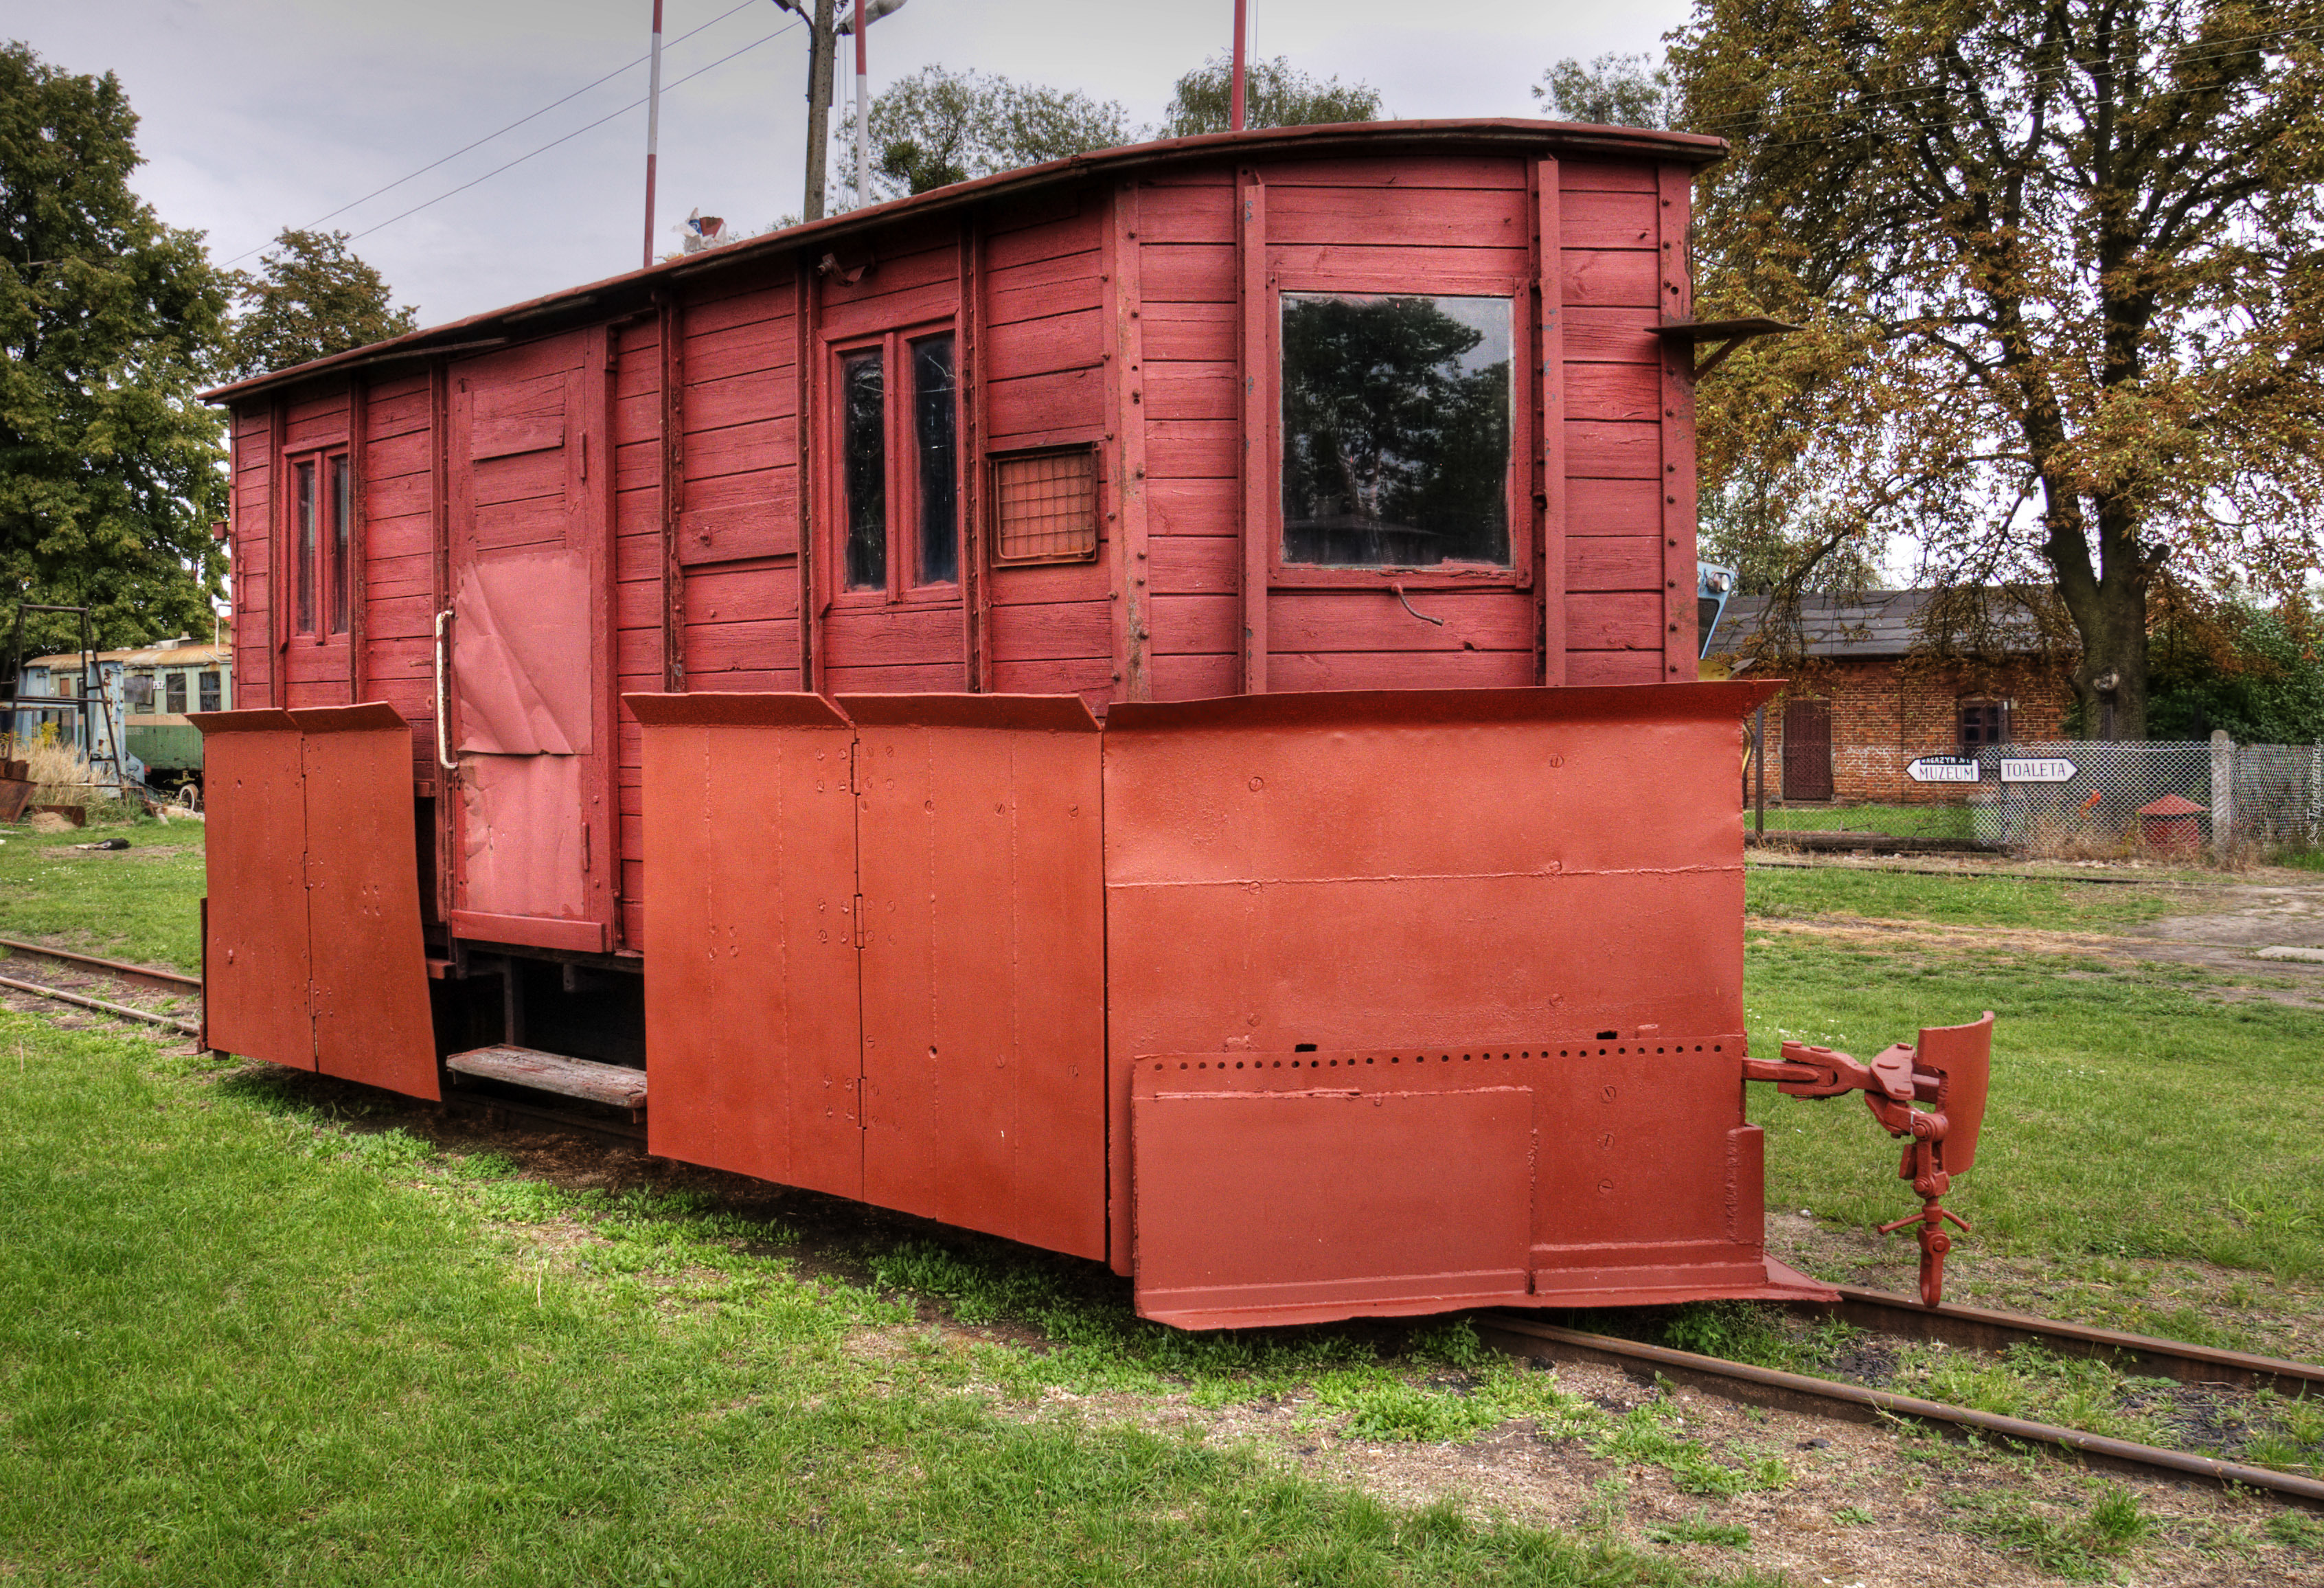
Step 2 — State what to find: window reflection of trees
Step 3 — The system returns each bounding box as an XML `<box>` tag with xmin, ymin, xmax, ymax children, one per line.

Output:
<box><xmin>1280</xmin><ymin>294</ymin><xmax>1512</xmax><ymax>569</ymax></box>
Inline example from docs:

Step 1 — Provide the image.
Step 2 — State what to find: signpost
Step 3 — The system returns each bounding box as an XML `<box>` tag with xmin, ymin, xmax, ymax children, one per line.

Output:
<box><xmin>2000</xmin><ymin>758</ymin><xmax>2077</xmax><ymax>784</ymax></box>
<box><xmin>1906</xmin><ymin>756</ymin><xmax>1981</xmax><ymax>784</ymax></box>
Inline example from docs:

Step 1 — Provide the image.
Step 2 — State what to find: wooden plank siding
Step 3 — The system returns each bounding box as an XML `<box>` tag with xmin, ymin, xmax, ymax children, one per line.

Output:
<box><xmin>217</xmin><ymin>129</ymin><xmax>1719</xmax><ymax>966</ymax></box>
<box><xmin>1559</xmin><ymin>159</ymin><xmax>1676</xmax><ymax>685</ymax></box>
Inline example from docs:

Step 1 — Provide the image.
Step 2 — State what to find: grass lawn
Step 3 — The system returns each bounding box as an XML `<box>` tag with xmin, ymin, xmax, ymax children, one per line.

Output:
<box><xmin>2</xmin><ymin>828</ymin><xmax>2321</xmax><ymax>1581</ymax></box>
<box><xmin>1747</xmin><ymin>802</ymin><xmax>1980</xmax><ymax>840</ymax></box>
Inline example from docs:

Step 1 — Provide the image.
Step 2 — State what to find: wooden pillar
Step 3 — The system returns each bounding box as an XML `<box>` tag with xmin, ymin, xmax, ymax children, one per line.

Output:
<box><xmin>1656</xmin><ymin>161</ymin><xmax>1699</xmax><ymax>681</ymax></box>
<box><xmin>1237</xmin><ymin>168</ymin><xmax>1268</xmax><ymax>694</ymax></box>
<box><xmin>1107</xmin><ymin>183</ymin><xmax>1152</xmax><ymax>702</ymax></box>
<box><xmin>1534</xmin><ymin>157</ymin><xmax>1567</xmax><ymax>686</ymax></box>
<box><xmin>268</xmin><ymin>395</ymin><xmax>286</xmax><ymax>708</ymax></box>
<box><xmin>658</xmin><ymin>291</ymin><xmax>687</xmax><ymax>692</ymax></box>
<box><xmin>348</xmin><ymin>374</ymin><xmax>369</xmax><ymax>705</ymax></box>
<box><xmin>795</xmin><ymin>265</ymin><xmax>821</xmax><ymax>692</ymax></box>
<box><xmin>959</xmin><ymin>217</ymin><xmax>989</xmax><ymax>692</ymax></box>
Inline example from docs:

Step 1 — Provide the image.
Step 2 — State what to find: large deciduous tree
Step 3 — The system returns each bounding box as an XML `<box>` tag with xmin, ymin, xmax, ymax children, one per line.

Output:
<box><xmin>850</xmin><ymin>65</ymin><xmax>1132</xmax><ymax>201</ymax></box>
<box><xmin>1534</xmin><ymin>52</ymin><xmax>1675</xmax><ymax>128</ymax></box>
<box><xmin>1158</xmin><ymin>54</ymin><xmax>1382</xmax><ymax>138</ymax></box>
<box><xmin>1671</xmin><ymin>0</ymin><xmax>2324</xmax><ymax>736</ymax></box>
<box><xmin>226</xmin><ymin>227</ymin><xmax>415</xmax><ymax>381</ymax></box>
<box><xmin>0</xmin><ymin>41</ymin><xmax>227</xmax><ymax>657</ymax></box>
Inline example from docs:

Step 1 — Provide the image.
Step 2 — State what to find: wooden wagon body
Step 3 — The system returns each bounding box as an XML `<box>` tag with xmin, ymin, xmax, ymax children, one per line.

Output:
<box><xmin>195</xmin><ymin>120</ymin><xmax>1856</xmax><ymax>1327</ymax></box>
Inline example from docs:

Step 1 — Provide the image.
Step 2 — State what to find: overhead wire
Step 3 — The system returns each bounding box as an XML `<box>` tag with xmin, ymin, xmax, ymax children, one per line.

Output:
<box><xmin>222</xmin><ymin>0</ymin><xmax>774</xmax><ymax>264</ymax></box>
<box><xmin>344</xmin><ymin>16</ymin><xmax>802</xmax><ymax>245</ymax></box>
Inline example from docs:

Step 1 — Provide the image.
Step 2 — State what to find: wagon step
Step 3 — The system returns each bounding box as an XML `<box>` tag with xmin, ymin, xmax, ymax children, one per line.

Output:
<box><xmin>444</xmin><ymin>1045</ymin><xmax>647</xmax><ymax>1113</ymax></box>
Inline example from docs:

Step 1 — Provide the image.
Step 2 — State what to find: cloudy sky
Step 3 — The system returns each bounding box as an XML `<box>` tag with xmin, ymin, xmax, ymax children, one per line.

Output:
<box><xmin>6</xmin><ymin>0</ymin><xmax>1691</xmax><ymax>327</ymax></box>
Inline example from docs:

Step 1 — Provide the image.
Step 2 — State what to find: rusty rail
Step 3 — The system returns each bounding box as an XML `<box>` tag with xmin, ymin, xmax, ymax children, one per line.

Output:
<box><xmin>1476</xmin><ymin>1311</ymin><xmax>2324</xmax><ymax>1512</ymax></box>
<box><xmin>0</xmin><ymin>973</ymin><xmax>200</xmax><ymax>1036</ymax></box>
<box><xmin>0</xmin><ymin>936</ymin><xmax>201</xmax><ymax>995</ymax></box>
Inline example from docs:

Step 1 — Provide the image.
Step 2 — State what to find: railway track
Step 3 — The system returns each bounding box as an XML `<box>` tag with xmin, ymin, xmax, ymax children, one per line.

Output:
<box><xmin>1</xmin><ymin>929</ymin><xmax>2318</xmax><ymax>1510</ymax></box>
<box><xmin>1479</xmin><ymin>1295</ymin><xmax>2324</xmax><ymax>1512</ymax></box>
<box><xmin>0</xmin><ymin>935</ymin><xmax>201</xmax><ymax>1036</ymax></box>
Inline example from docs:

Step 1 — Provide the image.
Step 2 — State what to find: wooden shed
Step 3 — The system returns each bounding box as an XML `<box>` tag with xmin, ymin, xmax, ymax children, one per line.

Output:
<box><xmin>208</xmin><ymin>117</ymin><xmax>1725</xmax><ymax>964</ymax></box>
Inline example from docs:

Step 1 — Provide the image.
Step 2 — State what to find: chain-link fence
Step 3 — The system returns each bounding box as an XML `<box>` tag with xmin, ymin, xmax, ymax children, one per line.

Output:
<box><xmin>1744</xmin><ymin>735</ymin><xmax>2324</xmax><ymax>859</ymax></box>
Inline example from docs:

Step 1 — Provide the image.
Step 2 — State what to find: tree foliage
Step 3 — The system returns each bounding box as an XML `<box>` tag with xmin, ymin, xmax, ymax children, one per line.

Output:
<box><xmin>227</xmin><ymin>228</ymin><xmax>415</xmax><ymax>381</ymax></box>
<box><xmin>852</xmin><ymin>65</ymin><xmax>1132</xmax><ymax>200</ymax></box>
<box><xmin>1533</xmin><ymin>52</ymin><xmax>1674</xmax><ymax>128</ymax></box>
<box><xmin>1672</xmin><ymin>0</ymin><xmax>2324</xmax><ymax>737</ymax></box>
<box><xmin>1159</xmin><ymin>54</ymin><xmax>1382</xmax><ymax>138</ymax></box>
<box><xmin>0</xmin><ymin>42</ymin><xmax>227</xmax><ymax>657</ymax></box>
<box><xmin>2147</xmin><ymin>602</ymin><xmax>2324</xmax><ymax>741</ymax></box>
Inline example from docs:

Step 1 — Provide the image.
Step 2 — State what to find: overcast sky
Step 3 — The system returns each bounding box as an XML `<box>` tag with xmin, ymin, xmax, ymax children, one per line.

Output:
<box><xmin>4</xmin><ymin>0</ymin><xmax>1691</xmax><ymax>326</ymax></box>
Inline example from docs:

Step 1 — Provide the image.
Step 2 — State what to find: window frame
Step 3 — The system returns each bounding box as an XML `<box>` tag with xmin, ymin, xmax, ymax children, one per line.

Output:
<box><xmin>1958</xmin><ymin>698</ymin><xmax>2011</xmax><ymax>753</ymax></box>
<box><xmin>822</xmin><ymin>318</ymin><xmax>964</xmax><ymax>611</ymax></box>
<box><xmin>282</xmin><ymin>443</ymin><xmax>354</xmax><ymax>644</ymax></box>
<box><xmin>1262</xmin><ymin>269</ymin><xmax>1535</xmax><ymax>593</ymax></box>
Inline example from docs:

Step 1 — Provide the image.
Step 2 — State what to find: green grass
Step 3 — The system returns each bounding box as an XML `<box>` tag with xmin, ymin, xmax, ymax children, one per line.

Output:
<box><xmin>0</xmin><ymin>1024</ymin><xmax>1764</xmax><ymax>1588</ymax></box>
<box><xmin>0</xmin><ymin>817</ymin><xmax>205</xmax><ymax>970</ymax></box>
<box><xmin>1746</xmin><ymin>935</ymin><xmax>2324</xmax><ymax>1281</ymax></box>
<box><xmin>1748</xmin><ymin>802</ymin><xmax>1979</xmax><ymax>840</ymax></box>
<box><xmin>1745</xmin><ymin>863</ymin><xmax>2187</xmax><ymax>930</ymax></box>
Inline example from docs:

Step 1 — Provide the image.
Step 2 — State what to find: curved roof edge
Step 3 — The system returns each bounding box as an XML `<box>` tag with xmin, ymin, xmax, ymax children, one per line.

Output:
<box><xmin>205</xmin><ymin>117</ymin><xmax>1725</xmax><ymax>403</ymax></box>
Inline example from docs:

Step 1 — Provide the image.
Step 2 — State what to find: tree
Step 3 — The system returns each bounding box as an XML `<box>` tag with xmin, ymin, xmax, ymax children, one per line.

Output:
<box><xmin>847</xmin><ymin>65</ymin><xmax>1132</xmax><ymax>201</ymax></box>
<box><xmin>226</xmin><ymin>228</ymin><xmax>416</xmax><ymax>381</ymax></box>
<box><xmin>1533</xmin><ymin>52</ymin><xmax>1674</xmax><ymax>128</ymax></box>
<box><xmin>2147</xmin><ymin>601</ymin><xmax>2324</xmax><ymax>742</ymax></box>
<box><xmin>1671</xmin><ymin>0</ymin><xmax>2324</xmax><ymax>738</ymax></box>
<box><xmin>1158</xmin><ymin>54</ymin><xmax>1382</xmax><ymax>138</ymax></box>
<box><xmin>0</xmin><ymin>43</ymin><xmax>228</xmax><ymax>657</ymax></box>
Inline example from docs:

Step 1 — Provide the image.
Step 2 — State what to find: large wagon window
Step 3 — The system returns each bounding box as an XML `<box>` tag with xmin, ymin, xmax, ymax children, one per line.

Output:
<box><xmin>1279</xmin><ymin>293</ymin><xmax>1513</xmax><ymax>569</ymax></box>
<box><xmin>289</xmin><ymin>449</ymin><xmax>350</xmax><ymax>639</ymax></box>
<box><xmin>841</xmin><ymin>348</ymin><xmax>887</xmax><ymax>590</ymax></box>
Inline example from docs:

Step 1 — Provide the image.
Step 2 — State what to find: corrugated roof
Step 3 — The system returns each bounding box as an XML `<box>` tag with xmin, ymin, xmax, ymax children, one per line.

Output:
<box><xmin>23</xmin><ymin>640</ymin><xmax>229</xmax><ymax>670</ymax></box>
<box><xmin>203</xmin><ymin>117</ymin><xmax>1727</xmax><ymax>403</ymax></box>
<box><xmin>1710</xmin><ymin>589</ymin><xmax>2047</xmax><ymax>659</ymax></box>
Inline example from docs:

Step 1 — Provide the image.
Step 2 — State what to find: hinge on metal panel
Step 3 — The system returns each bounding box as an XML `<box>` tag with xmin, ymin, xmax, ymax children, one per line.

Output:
<box><xmin>852</xmin><ymin>894</ymin><xmax>865</xmax><ymax>949</ymax></box>
<box><xmin>580</xmin><ymin>821</ymin><xmax>591</xmax><ymax>872</ymax></box>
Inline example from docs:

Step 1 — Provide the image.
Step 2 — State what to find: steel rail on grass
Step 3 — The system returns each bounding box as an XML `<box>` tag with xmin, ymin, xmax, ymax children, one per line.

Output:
<box><xmin>0</xmin><ymin>935</ymin><xmax>201</xmax><ymax>1036</ymax></box>
<box><xmin>1477</xmin><ymin>1310</ymin><xmax>2324</xmax><ymax>1512</ymax></box>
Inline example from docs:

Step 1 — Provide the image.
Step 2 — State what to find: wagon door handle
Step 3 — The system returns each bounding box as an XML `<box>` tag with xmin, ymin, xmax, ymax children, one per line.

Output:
<box><xmin>433</xmin><ymin>609</ymin><xmax>457</xmax><ymax>771</ymax></box>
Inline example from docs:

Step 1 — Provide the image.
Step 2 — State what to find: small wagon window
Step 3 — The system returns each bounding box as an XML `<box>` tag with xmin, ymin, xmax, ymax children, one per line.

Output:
<box><xmin>198</xmin><ymin>670</ymin><xmax>221</xmax><ymax>713</ymax></box>
<box><xmin>841</xmin><ymin>348</ymin><xmax>887</xmax><ymax>590</ymax></box>
<box><xmin>1279</xmin><ymin>293</ymin><xmax>1513</xmax><ymax>569</ymax></box>
<box><xmin>163</xmin><ymin>671</ymin><xmax>187</xmax><ymax>715</ymax></box>
<box><xmin>994</xmin><ymin>451</ymin><xmax>1099</xmax><ymax>564</ymax></box>
<box><xmin>911</xmin><ymin>334</ymin><xmax>957</xmax><ymax>586</ymax></box>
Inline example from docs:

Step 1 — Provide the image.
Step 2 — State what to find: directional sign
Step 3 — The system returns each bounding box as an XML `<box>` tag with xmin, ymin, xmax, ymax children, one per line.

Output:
<box><xmin>2000</xmin><ymin>758</ymin><xmax>2077</xmax><ymax>784</ymax></box>
<box><xmin>1906</xmin><ymin>756</ymin><xmax>1982</xmax><ymax>784</ymax></box>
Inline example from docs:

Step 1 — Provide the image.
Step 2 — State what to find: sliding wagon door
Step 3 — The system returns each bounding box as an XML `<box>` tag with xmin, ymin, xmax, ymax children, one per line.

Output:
<box><xmin>446</xmin><ymin>332</ymin><xmax>616</xmax><ymax>953</ymax></box>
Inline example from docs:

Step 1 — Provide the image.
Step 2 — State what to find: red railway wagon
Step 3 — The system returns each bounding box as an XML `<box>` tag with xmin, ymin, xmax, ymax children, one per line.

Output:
<box><xmin>196</xmin><ymin>119</ymin><xmax>1990</xmax><ymax>1327</ymax></box>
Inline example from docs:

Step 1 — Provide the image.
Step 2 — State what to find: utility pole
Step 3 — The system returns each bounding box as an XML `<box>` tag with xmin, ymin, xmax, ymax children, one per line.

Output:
<box><xmin>854</xmin><ymin>0</ymin><xmax>869</xmax><ymax>209</ymax></box>
<box><xmin>643</xmin><ymin>0</ymin><xmax>665</xmax><ymax>266</ymax></box>
<box><xmin>1231</xmin><ymin>0</ymin><xmax>1247</xmax><ymax>131</ymax></box>
<box><xmin>801</xmin><ymin>0</ymin><xmax>836</xmax><ymax>220</ymax></box>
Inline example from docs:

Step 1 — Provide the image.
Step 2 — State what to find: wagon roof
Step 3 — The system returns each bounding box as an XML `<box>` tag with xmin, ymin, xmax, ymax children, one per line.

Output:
<box><xmin>203</xmin><ymin>116</ymin><xmax>1726</xmax><ymax>404</ymax></box>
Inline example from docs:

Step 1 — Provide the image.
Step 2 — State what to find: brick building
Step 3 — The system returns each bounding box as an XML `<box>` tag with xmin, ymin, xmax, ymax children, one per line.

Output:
<box><xmin>1708</xmin><ymin>590</ymin><xmax>2073</xmax><ymax>804</ymax></box>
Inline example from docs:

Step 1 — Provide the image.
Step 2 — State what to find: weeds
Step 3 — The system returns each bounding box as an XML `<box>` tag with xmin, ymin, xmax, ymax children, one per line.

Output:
<box><xmin>1644</xmin><ymin>1508</ymin><xmax>1751</xmax><ymax>1548</ymax></box>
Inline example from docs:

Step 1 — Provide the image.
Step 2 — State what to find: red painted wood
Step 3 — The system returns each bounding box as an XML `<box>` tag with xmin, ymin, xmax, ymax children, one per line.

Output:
<box><xmin>685</xmin><ymin>468</ymin><xmax>801</xmax><ymax>514</ymax></box>
<box><xmin>1538</xmin><ymin>157</ymin><xmax>1566</xmax><ymax>686</ymax></box>
<box><xmin>1560</xmin><ymin>249</ymin><xmax>1660</xmax><ymax>308</ymax></box>
<box><xmin>1143</xmin><ymin>363</ymin><xmax>1238</xmax><ymax>421</ymax></box>
<box><xmin>1658</xmin><ymin>160</ymin><xmax>1699</xmax><ymax>683</ymax></box>
<box><xmin>687</xmin><ymin>367</ymin><xmax>798</xmax><ymax>432</ymax></box>
<box><xmin>1558</xmin><ymin>160</ymin><xmax>1659</xmax><ymax>192</ymax></box>
<box><xmin>1147</xmin><ymin>591</ymin><xmax>1239</xmax><ymax>654</ymax></box>
<box><xmin>986</xmin><ymin>249</ymin><xmax>1101</xmax><ymax>319</ymax></box>
<box><xmin>1267</xmin><ymin>155</ymin><xmax>1528</xmax><ymax>189</ymax></box>
<box><xmin>1136</xmin><ymin>184</ymin><xmax>1235</xmax><ymax>245</ymax></box>
<box><xmin>986</xmin><ymin>556</ymin><xmax>1110</xmax><ymax>607</ymax></box>
<box><xmin>1140</xmin><ymin>244</ymin><xmax>1237</xmax><ymax>303</ymax></box>
<box><xmin>1268</xmin><ymin>185</ymin><xmax>1527</xmax><ymax>249</ymax></box>
<box><xmin>1560</xmin><ymin>190</ymin><xmax>1659</xmax><ymax>249</ymax></box>
<box><xmin>1269</xmin><ymin>243</ymin><xmax>1530</xmax><ymax>282</ymax></box>
<box><xmin>986</xmin><ymin>308</ymin><xmax>1104</xmax><ymax>376</ymax></box>
<box><xmin>1568</xmin><ymin>476</ymin><xmax>1664</xmax><ymax>534</ymax></box>
<box><xmin>1566</xmin><ymin>591</ymin><xmax>1663</xmax><ymax>650</ymax></box>
<box><xmin>684</xmin><ymin>415</ymin><xmax>797</xmax><ymax>481</ymax></box>
<box><xmin>821</xmin><ymin>661</ymin><xmax>968</xmax><ymax>694</ymax></box>
<box><xmin>985</xmin><ymin>207</ymin><xmax>1102</xmax><ymax>270</ymax></box>
<box><xmin>986</xmin><ymin>657</ymin><xmax>1114</xmax><ymax>703</ymax></box>
<box><xmin>1148</xmin><ymin>477</ymin><xmax>1238</xmax><ymax>533</ymax></box>
<box><xmin>683</xmin><ymin>316</ymin><xmax>798</xmax><ymax>384</ymax></box>
<box><xmin>676</xmin><ymin>500</ymin><xmax>798</xmax><ymax>565</ymax></box>
<box><xmin>1148</xmin><ymin>536</ymin><xmax>1238</xmax><ymax>594</ymax></box>
<box><xmin>1268</xmin><ymin>589</ymin><xmax>1536</xmax><ymax>653</ymax></box>
<box><xmin>990</xmin><ymin>598</ymin><xmax>1113</xmax><ymax>663</ymax></box>
<box><xmin>1242</xmin><ymin>646</ymin><xmax>1536</xmax><ymax>693</ymax></box>
<box><xmin>986</xmin><ymin>366</ymin><xmax>1104</xmax><ymax>439</ymax></box>
<box><xmin>1567</xmin><ymin>421</ymin><xmax>1663</xmax><ymax>478</ymax></box>
<box><xmin>1567</xmin><ymin>361</ymin><xmax>1661</xmax><ymax>422</ymax></box>
<box><xmin>683</xmin><ymin>617</ymin><xmax>804</xmax><ymax>675</ymax></box>
<box><xmin>1146</xmin><ymin>420</ymin><xmax>1239</xmax><ymax>479</ymax></box>
<box><xmin>823</xmin><ymin>603</ymin><xmax>974</xmax><ymax>670</ymax></box>
<box><xmin>1565</xmin><ymin>648</ymin><xmax>1664</xmax><ymax>685</ymax></box>
<box><xmin>1567</xmin><ymin>536</ymin><xmax>1662</xmax><ymax>591</ymax></box>
<box><xmin>684</xmin><ymin>563</ymin><xmax>801</xmax><ymax>623</ymax></box>
<box><xmin>1149</xmin><ymin>652</ymin><xmax>1237</xmax><ymax>699</ymax></box>
<box><xmin>1143</xmin><ymin>302</ymin><xmax>1236</xmax><ymax>362</ymax></box>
